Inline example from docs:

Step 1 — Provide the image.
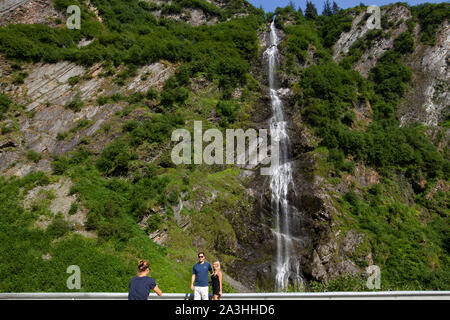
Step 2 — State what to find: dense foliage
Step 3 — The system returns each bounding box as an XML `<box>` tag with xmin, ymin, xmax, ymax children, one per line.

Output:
<box><xmin>412</xmin><ymin>2</ymin><xmax>450</xmax><ymax>45</ymax></box>
<box><xmin>0</xmin><ymin>170</ymin><xmax>203</xmax><ymax>292</ymax></box>
<box><xmin>0</xmin><ymin>0</ymin><xmax>263</xmax><ymax>94</ymax></box>
<box><xmin>0</xmin><ymin>92</ymin><xmax>11</xmax><ymax>118</ymax></box>
<box><xmin>298</xmin><ymin>50</ymin><xmax>447</xmax><ymax>181</ymax></box>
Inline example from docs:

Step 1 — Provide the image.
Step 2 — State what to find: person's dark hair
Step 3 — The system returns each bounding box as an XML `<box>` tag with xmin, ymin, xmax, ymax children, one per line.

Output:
<box><xmin>138</xmin><ymin>259</ymin><xmax>149</xmax><ymax>272</ymax></box>
<box><xmin>198</xmin><ymin>252</ymin><xmax>205</xmax><ymax>257</ymax></box>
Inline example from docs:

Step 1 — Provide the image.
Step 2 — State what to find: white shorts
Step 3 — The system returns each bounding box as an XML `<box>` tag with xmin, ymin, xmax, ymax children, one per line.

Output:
<box><xmin>194</xmin><ymin>286</ymin><xmax>209</xmax><ymax>300</ymax></box>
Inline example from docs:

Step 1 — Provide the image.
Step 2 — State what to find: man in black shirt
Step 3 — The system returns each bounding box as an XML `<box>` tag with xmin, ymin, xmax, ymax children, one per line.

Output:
<box><xmin>128</xmin><ymin>260</ymin><xmax>162</xmax><ymax>300</ymax></box>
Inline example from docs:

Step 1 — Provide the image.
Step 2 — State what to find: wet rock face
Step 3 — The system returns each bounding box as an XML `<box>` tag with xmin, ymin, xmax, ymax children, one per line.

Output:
<box><xmin>226</xmin><ymin>173</ymin><xmax>278</xmax><ymax>290</ymax></box>
<box><xmin>236</xmin><ymin>149</ymin><xmax>369</xmax><ymax>287</ymax></box>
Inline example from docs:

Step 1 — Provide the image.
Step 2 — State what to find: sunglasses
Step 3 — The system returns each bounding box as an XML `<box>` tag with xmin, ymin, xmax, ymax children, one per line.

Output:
<box><xmin>198</xmin><ymin>255</ymin><xmax>204</xmax><ymax>258</ymax></box>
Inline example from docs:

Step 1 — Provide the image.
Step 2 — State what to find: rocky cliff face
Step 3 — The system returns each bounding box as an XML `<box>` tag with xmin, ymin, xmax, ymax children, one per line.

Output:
<box><xmin>249</xmin><ymin>3</ymin><xmax>449</xmax><ymax>289</ymax></box>
<box><xmin>333</xmin><ymin>4</ymin><xmax>449</xmax><ymax>134</ymax></box>
<box><xmin>401</xmin><ymin>20</ymin><xmax>449</xmax><ymax>130</ymax></box>
<box><xmin>0</xmin><ymin>60</ymin><xmax>175</xmax><ymax>176</ymax></box>
<box><xmin>334</xmin><ymin>5</ymin><xmax>412</xmax><ymax>77</ymax></box>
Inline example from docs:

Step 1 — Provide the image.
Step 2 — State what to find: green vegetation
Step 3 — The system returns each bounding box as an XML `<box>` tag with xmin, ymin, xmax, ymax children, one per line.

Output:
<box><xmin>340</xmin><ymin>183</ymin><xmax>449</xmax><ymax>290</ymax></box>
<box><xmin>310</xmin><ymin>177</ymin><xmax>449</xmax><ymax>292</ymax></box>
<box><xmin>0</xmin><ymin>149</ymin><xmax>247</xmax><ymax>292</ymax></box>
<box><xmin>412</xmin><ymin>2</ymin><xmax>450</xmax><ymax>45</ymax></box>
<box><xmin>1</xmin><ymin>123</ymin><xmax>14</xmax><ymax>134</ymax></box>
<box><xmin>281</xmin><ymin>22</ymin><xmax>324</xmax><ymax>68</ymax></box>
<box><xmin>298</xmin><ymin>51</ymin><xmax>447</xmax><ymax>181</ymax></box>
<box><xmin>0</xmin><ymin>0</ymin><xmax>263</xmax><ymax>96</ymax></box>
<box><xmin>0</xmin><ymin>92</ymin><xmax>11</xmax><ymax>117</ymax></box>
<box><xmin>0</xmin><ymin>170</ymin><xmax>197</xmax><ymax>292</ymax></box>
<box><xmin>160</xmin><ymin>86</ymin><xmax>189</xmax><ymax>109</ymax></box>
<box><xmin>56</xmin><ymin>119</ymin><xmax>94</xmax><ymax>141</ymax></box>
<box><xmin>26</xmin><ymin>150</ymin><xmax>42</xmax><ymax>163</ymax></box>
<box><xmin>68</xmin><ymin>76</ymin><xmax>81</xmax><ymax>86</ymax></box>
<box><xmin>64</xmin><ymin>93</ymin><xmax>84</xmax><ymax>112</ymax></box>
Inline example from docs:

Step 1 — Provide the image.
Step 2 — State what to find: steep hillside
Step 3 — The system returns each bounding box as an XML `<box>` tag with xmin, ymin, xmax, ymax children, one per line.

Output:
<box><xmin>0</xmin><ymin>0</ymin><xmax>266</xmax><ymax>293</ymax></box>
<box><xmin>0</xmin><ymin>0</ymin><xmax>448</xmax><ymax>292</ymax></box>
<box><xmin>271</xmin><ymin>2</ymin><xmax>449</xmax><ymax>290</ymax></box>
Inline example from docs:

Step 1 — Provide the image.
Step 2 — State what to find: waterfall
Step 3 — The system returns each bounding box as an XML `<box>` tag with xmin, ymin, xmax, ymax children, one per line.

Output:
<box><xmin>264</xmin><ymin>18</ymin><xmax>303</xmax><ymax>292</ymax></box>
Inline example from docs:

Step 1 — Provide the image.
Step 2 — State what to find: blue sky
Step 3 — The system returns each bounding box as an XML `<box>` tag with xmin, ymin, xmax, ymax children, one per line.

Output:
<box><xmin>247</xmin><ymin>0</ymin><xmax>448</xmax><ymax>12</ymax></box>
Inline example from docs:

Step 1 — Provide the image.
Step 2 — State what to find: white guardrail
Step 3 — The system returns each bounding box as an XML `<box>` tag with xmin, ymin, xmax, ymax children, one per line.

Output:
<box><xmin>1</xmin><ymin>291</ymin><xmax>450</xmax><ymax>300</ymax></box>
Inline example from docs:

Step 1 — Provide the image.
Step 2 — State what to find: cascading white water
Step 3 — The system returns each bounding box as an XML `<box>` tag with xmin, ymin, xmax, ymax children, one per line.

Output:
<box><xmin>264</xmin><ymin>18</ymin><xmax>303</xmax><ymax>292</ymax></box>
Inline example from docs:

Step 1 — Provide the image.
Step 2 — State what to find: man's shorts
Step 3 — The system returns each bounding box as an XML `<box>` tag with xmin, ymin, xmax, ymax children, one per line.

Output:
<box><xmin>194</xmin><ymin>286</ymin><xmax>209</xmax><ymax>300</ymax></box>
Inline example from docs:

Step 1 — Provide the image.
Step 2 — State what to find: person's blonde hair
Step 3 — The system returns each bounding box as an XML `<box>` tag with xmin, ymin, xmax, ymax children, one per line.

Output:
<box><xmin>137</xmin><ymin>259</ymin><xmax>149</xmax><ymax>272</ymax></box>
<box><xmin>212</xmin><ymin>260</ymin><xmax>221</xmax><ymax>276</ymax></box>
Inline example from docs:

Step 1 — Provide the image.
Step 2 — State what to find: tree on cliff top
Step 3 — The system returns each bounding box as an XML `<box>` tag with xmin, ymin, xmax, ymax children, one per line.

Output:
<box><xmin>322</xmin><ymin>0</ymin><xmax>333</xmax><ymax>16</ymax></box>
<box><xmin>305</xmin><ymin>1</ymin><xmax>318</xmax><ymax>19</ymax></box>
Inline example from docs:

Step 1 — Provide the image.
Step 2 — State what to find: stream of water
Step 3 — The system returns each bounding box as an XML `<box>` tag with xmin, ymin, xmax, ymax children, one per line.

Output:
<box><xmin>264</xmin><ymin>18</ymin><xmax>303</xmax><ymax>292</ymax></box>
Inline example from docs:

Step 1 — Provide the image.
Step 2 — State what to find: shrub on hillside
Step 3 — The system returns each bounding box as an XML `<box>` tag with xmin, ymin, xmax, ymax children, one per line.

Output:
<box><xmin>216</xmin><ymin>99</ymin><xmax>239</xmax><ymax>124</ymax></box>
<box><xmin>96</xmin><ymin>139</ymin><xmax>136</xmax><ymax>176</ymax></box>
<box><xmin>0</xmin><ymin>93</ymin><xmax>11</xmax><ymax>116</ymax></box>
<box><xmin>26</xmin><ymin>150</ymin><xmax>42</xmax><ymax>163</ymax></box>
<box><xmin>47</xmin><ymin>216</ymin><xmax>71</xmax><ymax>238</ymax></box>
<box><xmin>394</xmin><ymin>31</ymin><xmax>415</xmax><ymax>54</ymax></box>
<box><xmin>64</xmin><ymin>93</ymin><xmax>84</xmax><ymax>112</ymax></box>
<box><xmin>160</xmin><ymin>87</ymin><xmax>189</xmax><ymax>109</ymax></box>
